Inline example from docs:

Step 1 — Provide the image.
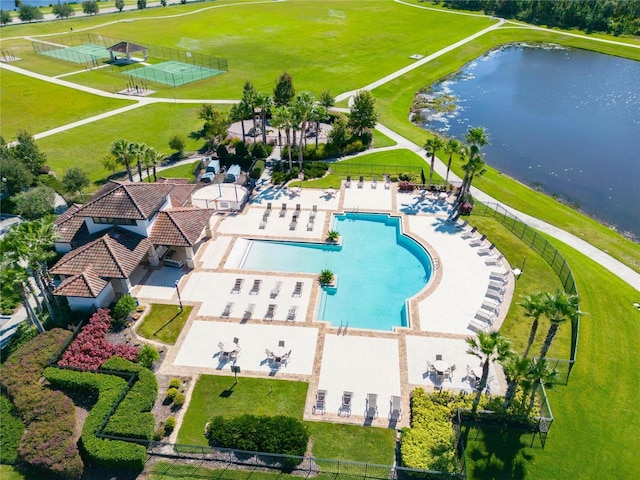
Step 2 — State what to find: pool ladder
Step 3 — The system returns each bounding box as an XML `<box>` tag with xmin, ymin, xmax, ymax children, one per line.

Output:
<box><xmin>337</xmin><ymin>320</ymin><xmax>348</xmax><ymax>336</ymax></box>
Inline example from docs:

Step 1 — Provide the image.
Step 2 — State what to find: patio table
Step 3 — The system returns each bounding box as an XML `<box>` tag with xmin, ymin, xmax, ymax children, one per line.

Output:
<box><xmin>272</xmin><ymin>346</ymin><xmax>287</xmax><ymax>358</ymax></box>
<box><xmin>433</xmin><ymin>360</ymin><xmax>449</xmax><ymax>374</ymax></box>
<box><xmin>221</xmin><ymin>343</ymin><xmax>237</xmax><ymax>354</ymax></box>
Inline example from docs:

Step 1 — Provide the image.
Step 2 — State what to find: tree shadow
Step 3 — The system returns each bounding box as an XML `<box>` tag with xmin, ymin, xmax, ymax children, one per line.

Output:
<box><xmin>465</xmin><ymin>425</ymin><xmax>534</xmax><ymax>480</ymax></box>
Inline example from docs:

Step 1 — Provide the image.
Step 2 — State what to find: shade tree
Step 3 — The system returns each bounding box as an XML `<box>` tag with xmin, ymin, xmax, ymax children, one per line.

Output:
<box><xmin>348</xmin><ymin>90</ymin><xmax>378</xmax><ymax>137</ymax></box>
<box><xmin>52</xmin><ymin>2</ymin><xmax>74</xmax><ymax>18</ymax></box>
<box><xmin>62</xmin><ymin>167</ymin><xmax>90</xmax><ymax>199</ymax></box>
<box><xmin>273</xmin><ymin>72</ymin><xmax>295</xmax><ymax>107</ymax></box>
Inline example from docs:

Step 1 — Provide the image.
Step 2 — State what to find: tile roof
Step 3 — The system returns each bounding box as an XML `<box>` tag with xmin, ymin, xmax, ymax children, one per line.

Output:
<box><xmin>167</xmin><ymin>183</ymin><xmax>198</xmax><ymax>208</ymax></box>
<box><xmin>149</xmin><ymin>208</ymin><xmax>214</xmax><ymax>247</ymax></box>
<box><xmin>53</xmin><ymin>267</ymin><xmax>108</xmax><ymax>298</ymax></box>
<box><xmin>77</xmin><ymin>181</ymin><xmax>175</xmax><ymax>220</ymax></box>
<box><xmin>51</xmin><ymin>228</ymin><xmax>151</xmax><ymax>279</ymax></box>
<box><xmin>54</xmin><ymin>204</ymin><xmax>85</xmax><ymax>243</ymax></box>
<box><xmin>157</xmin><ymin>177</ymin><xmax>191</xmax><ymax>184</ymax></box>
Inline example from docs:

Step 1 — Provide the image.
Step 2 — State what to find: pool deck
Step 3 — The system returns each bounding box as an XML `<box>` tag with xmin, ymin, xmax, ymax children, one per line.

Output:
<box><xmin>133</xmin><ymin>180</ymin><xmax>514</xmax><ymax>428</ymax></box>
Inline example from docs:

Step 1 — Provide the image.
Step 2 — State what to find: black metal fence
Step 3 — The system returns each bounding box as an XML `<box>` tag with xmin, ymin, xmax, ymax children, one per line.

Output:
<box><xmin>473</xmin><ymin>202</ymin><xmax>580</xmax><ymax>375</ymax></box>
<box><xmin>147</xmin><ymin>441</ymin><xmax>464</xmax><ymax>479</ymax></box>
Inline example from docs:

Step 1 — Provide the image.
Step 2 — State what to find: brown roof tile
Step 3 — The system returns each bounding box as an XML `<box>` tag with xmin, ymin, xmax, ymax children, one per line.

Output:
<box><xmin>51</xmin><ymin>228</ymin><xmax>151</xmax><ymax>279</ymax></box>
<box><xmin>157</xmin><ymin>177</ymin><xmax>191</xmax><ymax>184</ymax></box>
<box><xmin>149</xmin><ymin>208</ymin><xmax>214</xmax><ymax>247</ymax></box>
<box><xmin>168</xmin><ymin>184</ymin><xmax>197</xmax><ymax>207</ymax></box>
<box><xmin>53</xmin><ymin>267</ymin><xmax>108</xmax><ymax>298</ymax></box>
<box><xmin>54</xmin><ymin>204</ymin><xmax>86</xmax><ymax>243</ymax></box>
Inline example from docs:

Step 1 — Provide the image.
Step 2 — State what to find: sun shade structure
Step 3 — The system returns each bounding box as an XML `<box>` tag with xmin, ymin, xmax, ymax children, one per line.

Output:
<box><xmin>108</xmin><ymin>41</ymin><xmax>148</xmax><ymax>62</ymax></box>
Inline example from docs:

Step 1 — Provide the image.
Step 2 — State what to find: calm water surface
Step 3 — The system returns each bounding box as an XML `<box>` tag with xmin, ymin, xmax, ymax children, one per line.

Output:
<box><xmin>419</xmin><ymin>45</ymin><xmax>640</xmax><ymax>238</ymax></box>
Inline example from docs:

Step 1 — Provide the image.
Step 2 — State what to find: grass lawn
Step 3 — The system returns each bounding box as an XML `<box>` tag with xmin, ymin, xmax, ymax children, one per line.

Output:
<box><xmin>0</xmin><ymin>466</ymin><xmax>26</xmax><ymax>480</ymax></box>
<box><xmin>177</xmin><ymin>375</ymin><xmax>394</xmax><ymax>463</ymax></box>
<box><xmin>0</xmin><ymin>69</ymin><xmax>133</xmax><ymax>141</ymax></box>
<box><xmin>155</xmin><ymin>160</ymin><xmax>200</xmax><ymax>182</ymax></box>
<box><xmin>36</xmin><ymin>103</ymin><xmax>205</xmax><ymax>185</ymax></box>
<box><xmin>298</xmin><ymin>149</ymin><xmax>429</xmax><ymax>189</ymax></box>
<box><xmin>372</xmin><ymin>129</ymin><xmax>397</xmax><ymax>148</ymax></box>
<box><xmin>135</xmin><ymin>304</ymin><xmax>193</xmax><ymax>345</ymax></box>
<box><xmin>151</xmin><ymin>462</ymin><xmax>285</xmax><ymax>480</ymax></box>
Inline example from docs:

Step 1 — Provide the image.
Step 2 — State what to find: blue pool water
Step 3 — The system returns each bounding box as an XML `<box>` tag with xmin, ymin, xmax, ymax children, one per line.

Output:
<box><xmin>241</xmin><ymin>213</ymin><xmax>433</xmax><ymax>330</ymax></box>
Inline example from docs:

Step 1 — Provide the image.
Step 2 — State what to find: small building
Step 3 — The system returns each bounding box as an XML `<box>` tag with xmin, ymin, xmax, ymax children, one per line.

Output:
<box><xmin>107</xmin><ymin>41</ymin><xmax>148</xmax><ymax>63</ymax></box>
<box><xmin>191</xmin><ymin>183</ymin><xmax>249</xmax><ymax>211</ymax></box>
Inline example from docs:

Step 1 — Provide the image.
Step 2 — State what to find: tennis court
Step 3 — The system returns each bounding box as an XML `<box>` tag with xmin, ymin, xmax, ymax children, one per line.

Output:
<box><xmin>38</xmin><ymin>43</ymin><xmax>111</xmax><ymax>64</ymax></box>
<box><xmin>124</xmin><ymin>60</ymin><xmax>224</xmax><ymax>87</ymax></box>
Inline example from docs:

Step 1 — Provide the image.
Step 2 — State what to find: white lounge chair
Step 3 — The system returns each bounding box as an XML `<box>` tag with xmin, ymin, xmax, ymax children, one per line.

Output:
<box><xmin>339</xmin><ymin>391</ymin><xmax>353</xmax><ymax>417</ymax></box>
<box><xmin>249</xmin><ymin>279</ymin><xmax>262</xmax><ymax>295</ymax></box>
<box><xmin>242</xmin><ymin>303</ymin><xmax>255</xmax><ymax>321</ymax></box>
<box><xmin>485</xmin><ymin>254</ymin><xmax>504</xmax><ymax>266</ymax></box>
<box><xmin>279</xmin><ymin>203</ymin><xmax>287</xmax><ymax>217</ymax></box>
<box><xmin>270</xmin><ymin>281</ymin><xmax>282</xmax><ymax>298</ymax></box>
<box><xmin>365</xmin><ymin>393</ymin><xmax>378</xmax><ymax>419</ymax></box>
<box><xmin>292</xmin><ymin>281</ymin><xmax>303</xmax><ymax>297</ymax></box>
<box><xmin>384</xmin><ymin>174</ymin><xmax>390</xmax><ymax>189</ymax></box>
<box><xmin>345</xmin><ymin>176</ymin><xmax>351</xmax><ymax>188</ymax></box>
<box><xmin>390</xmin><ymin>395</ymin><xmax>402</xmax><ymax>421</ymax></box>
<box><xmin>286</xmin><ymin>305</ymin><xmax>297</xmax><ymax>322</ymax></box>
<box><xmin>372</xmin><ymin>175</ymin><xmax>378</xmax><ymax>189</ymax></box>
<box><xmin>469</xmin><ymin>235</ymin><xmax>487</xmax><ymax>247</ymax></box>
<box><xmin>221</xmin><ymin>302</ymin><xmax>234</xmax><ymax>318</ymax></box>
<box><xmin>357</xmin><ymin>176</ymin><xmax>364</xmax><ymax>189</ymax></box>
<box><xmin>313</xmin><ymin>390</ymin><xmax>327</xmax><ymax>415</ymax></box>
<box><xmin>461</xmin><ymin>227</ymin><xmax>478</xmax><ymax>239</ymax></box>
<box><xmin>230</xmin><ymin>278</ymin><xmax>243</xmax><ymax>294</ymax></box>
<box><xmin>264</xmin><ymin>304</ymin><xmax>276</xmax><ymax>321</ymax></box>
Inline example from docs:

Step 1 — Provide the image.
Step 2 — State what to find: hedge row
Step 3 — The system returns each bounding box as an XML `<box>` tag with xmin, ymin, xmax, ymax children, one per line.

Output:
<box><xmin>400</xmin><ymin>388</ymin><xmax>458</xmax><ymax>473</ymax></box>
<box><xmin>0</xmin><ymin>395</ymin><xmax>24</xmax><ymax>465</ymax></box>
<box><xmin>101</xmin><ymin>357</ymin><xmax>157</xmax><ymax>440</ymax></box>
<box><xmin>0</xmin><ymin>329</ymin><xmax>84</xmax><ymax>479</ymax></box>
<box><xmin>43</xmin><ymin>367</ymin><xmax>147</xmax><ymax>472</ymax></box>
<box><xmin>206</xmin><ymin>415</ymin><xmax>308</xmax><ymax>459</ymax></box>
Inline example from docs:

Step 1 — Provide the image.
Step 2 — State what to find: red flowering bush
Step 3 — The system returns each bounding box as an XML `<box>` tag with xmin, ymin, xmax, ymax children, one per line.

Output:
<box><xmin>58</xmin><ymin>309</ymin><xmax>139</xmax><ymax>371</ymax></box>
<box><xmin>398</xmin><ymin>181</ymin><xmax>416</xmax><ymax>192</ymax></box>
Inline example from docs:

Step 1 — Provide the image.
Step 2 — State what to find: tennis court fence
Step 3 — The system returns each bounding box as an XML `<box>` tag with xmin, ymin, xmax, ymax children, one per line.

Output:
<box><xmin>31</xmin><ymin>32</ymin><xmax>228</xmax><ymax>79</ymax></box>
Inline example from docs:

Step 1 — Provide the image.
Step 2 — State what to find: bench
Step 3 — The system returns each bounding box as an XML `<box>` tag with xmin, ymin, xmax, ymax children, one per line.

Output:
<box><xmin>164</xmin><ymin>258</ymin><xmax>184</xmax><ymax>268</ymax></box>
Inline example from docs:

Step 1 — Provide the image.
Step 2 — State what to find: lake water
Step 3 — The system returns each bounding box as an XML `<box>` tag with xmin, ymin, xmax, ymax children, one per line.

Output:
<box><xmin>2</xmin><ymin>0</ymin><xmax>59</xmax><ymax>8</ymax></box>
<box><xmin>417</xmin><ymin>45</ymin><xmax>640</xmax><ymax>239</ymax></box>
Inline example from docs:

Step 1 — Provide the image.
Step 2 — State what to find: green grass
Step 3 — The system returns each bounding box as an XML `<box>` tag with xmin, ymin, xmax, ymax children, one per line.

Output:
<box><xmin>36</xmin><ymin>103</ymin><xmax>205</xmax><ymax>185</ymax></box>
<box><xmin>298</xmin><ymin>149</ymin><xmax>428</xmax><ymax>189</ymax></box>
<box><xmin>176</xmin><ymin>375</ymin><xmax>394</xmax><ymax>463</ymax></box>
<box><xmin>0</xmin><ymin>465</ymin><xmax>26</xmax><ymax>480</ymax></box>
<box><xmin>372</xmin><ymin>129</ymin><xmax>397</xmax><ymax>148</ymax></box>
<box><xmin>135</xmin><ymin>304</ymin><xmax>193</xmax><ymax>345</ymax></box>
<box><xmin>0</xmin><ymin>69</ymin><xmax>133</xmax><ymax>141</ymax></box>
<box><xmin>150</xmin><ymin>462</ymin><xmax>285</xmax><ymax>480</ymax></box>
<box><xmin>155</xmin><ymin>160</ymin><xmax>200</xmax><ymax>182</ymax></box>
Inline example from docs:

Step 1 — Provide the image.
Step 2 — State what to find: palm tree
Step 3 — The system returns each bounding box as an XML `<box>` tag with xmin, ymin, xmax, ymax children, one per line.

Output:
<box><xmin>255</xmin><ymin>92</ymin><xmax>272</xmax><ymax>144</ymax></box>
<box><xmin>242</xmin><ymin>81</ymin><xmax>258</xmax><ymax>138</ymax></box>
<box><xmin>0</xmin><ymin>260</ymin><xmax>45</xmax><ymax>333</ymax></box>
<box><xmin>539</xmin><ymin>290</ymin><xmax>583</xmax><ymax>360</ymax></box>
<box><xmin>527</xmin><ymin>357</ymin><xmax>558</xmax><ymax>412</ymax></box>
<box><xmin>460</xmin><ymin>154</ymin><xmax>487</xmax><ymax>200</ymax></box>
<box><xmin>272</xmin><ymin>106</ymin><xmax>294</xmax><ymax>171</ymax></box>
<box><xmin>295</xmin><ymin>93</ymin><xmax>315</xmax><ymax>169</ymax></box>
<box><xmin>500</xmin><ymin>354</ymin><xmax>533</xmax><ymax>409</ymax></box>
<box><xmin>463</xmin><ymin>126</ymin><xmax>489</xmax><ymax>162</ymax></box>
<box><xmin>466</xmin><ymin>331</ymin><xmax>513</xmax><ymax>413</ymax></box>
<box><xmin>133</xmin><ymin>142</ymin><xmax>145</xmax><ymax>181</ymax></box>
<box><xmin>230</xmin><ymin>101</ymin><xmax>251</xmax><ymax>143</ymax></box>
<box><xmin>150</xmin><ymin>149</ymin><xmax>164</xmax><ymax>182</ymax></box>
<box><xmin>110</xmin><ymin>139</ymin><xmax>136</xmax><ymax>182</ymax></box>
<box><xmin>443</xmin><ymin>137</ymin><xmax>461</xmax><ymax>186</ymax></box>
<box><xmin>311</xmin><ymin>104</ymin><xmax>328</xmax><ymax>149</ymax></box>
<box><xmin>519</xmin><ymin>292</ymin><xmax>547</xmax><ymax>358</ymax></box>
<box><xmin>424</xmin><ymin>135</ymin><xmax>444</xmax><ymax>189</ymax></box>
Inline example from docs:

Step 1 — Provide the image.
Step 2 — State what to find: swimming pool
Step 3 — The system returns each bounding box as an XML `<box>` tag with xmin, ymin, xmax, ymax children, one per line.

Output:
<box><xmin>240</xmin><ymin>213</ymin><xmax>433</xmax><ymax>330</ymax></box>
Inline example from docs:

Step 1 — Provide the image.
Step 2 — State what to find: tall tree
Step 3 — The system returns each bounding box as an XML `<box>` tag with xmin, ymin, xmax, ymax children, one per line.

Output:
<box><xmin>82</xmin><ymin>0</ymin><xmax>99</xmax><ymax>15</ymax></box>
<box><xmin>319</xmin><ymin>89</ymin><xmax>335</xmax><ymax>110</ymax></box>
<box><xmin>539</xmin><ymin>290</ymin><xmax>583</xmax><ymax>360</ymax></box>
<box><xmin>443</xmin><ymin>137</ymin><xmax>462</xmax><ymax>186</ymax></box>
<box><xmin>0</xmin><ymin>258</ymin><xmax>44</xmax><ymax>333</ymax></box>
<box><xmin>133</xmin><ymin>142</ymin><xmax>145</xmax><ymax>181</ymax></box>
<box><xmin>18</xmin><ymin>5</ymin><xmax>43</xmax><ymax>22</ymax></box>
<box><xmin>1</xmin><ymin>9</ymin><xmax>13</xmax><ymax>25</ymax></box>
<box><xmin>460</xmin><ymin>155</ymin><xmax>486</xmax><ymax>200</ymax></box>
<box><xmin>273</xmin><ymin>72</ymin><xmax>295</xmax><ymax>107</ymax></box>
<box><xmin>424</xmin><ymin>135</ymin><xmax>445</xmax><ymax>189</ymax></box>
<box><xmin>254</xmin><ymin>93</ymin><xmax>272</xmax><ymax>144</ymax></box>
<box><xmin>14</xmin><ymin>131</ymin><xmax>47</xmax><ymax>176</ymax></box>
<box><xmin>463</xmin><ymin>126</ymin><xmax>489</xmax><ymax>163</ymax></box>
<box><xmin>62</xmin><ymin>167</ymin><xmax>90</xmax><ymax>199</ymax></box>
<box><xmin>311</xmin><ymin>104</ymin><xmax>328</xmax><ymax>149</ymax></box>
<box><xmin>500</xmin><ymin>354</ymin><xmax>533</xmax><ymax>409</ymax></box>
<box><xmin>466</xmin><ymin>331</ymin><xmax>513</xmax><ymax>413</ymax></box>
<box><xmin>348</xmin><ymin>90</ymin><xmax>378</xmax><ymax>137</ymax></box>
<box><xmin>271</xmin><ymin>106</ymin><xmax>294</xmax><ymax>171</ymax></box>
<box><xmin>230</xmin><ymin>101</ymin><xmax>251</xmax><ymax>143</ymax></box>
<box><xmin>519</xmin><ymin>292</ymin><xmax>547</xmax><ymax>358</ymax></box>
<box><xmin>52</xmin><ymin>2</ymin><xmax>74</xmax><ymax>18</ymax></box>
<box><xmin>13</xmin><ymin>185</ymin><xmax>55</xmax><ymax>220</ymax></box>
<box><xmin>242</xmin><ymin>81</ymin><xmax>258</xmax><ymax>135</ymax></box>
<box><xmin>110</xmin><ymin>138</ymin><xmax>136</xmax><ymax>181</ymax></box>
<box><xmin>527</xmin><ymin>357</ymin><xmax>558</xmax><ymax>412</ymax></box>
<box><xmin>295</xmin><ymin>92</ymin><xmax>315</xmax><ymax>154</ymax></box>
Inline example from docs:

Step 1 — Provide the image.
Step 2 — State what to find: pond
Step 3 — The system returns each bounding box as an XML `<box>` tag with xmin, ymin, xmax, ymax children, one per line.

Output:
<box><xmin>415</xmin><ymin>45</ymin><xmax>640</xmax><ymax>239</ymax></box>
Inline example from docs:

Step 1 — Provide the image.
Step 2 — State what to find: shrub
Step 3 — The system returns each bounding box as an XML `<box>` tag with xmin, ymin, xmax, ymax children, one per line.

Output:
<box><xmin>137</xmin><ymin>344</ymin><xmax>160</xmax><ymax>369</ymax></box>
<box><xmin>44</xmin><ymin>367</ymin><xmax>146</xmax><ymax>472</ymax></box>
<box><xmin>398</xmin><ymin>181</ymin><xmax>416</xmax><ymax>192</ymax></box>
<box><xmin>166</xmin><ymin>387</ymin><xmax>179</xmax><ymax>400</ymax></box>
<box><xmin>169</xmin><ymin>378</ymin><xmax>182</xmax><ymax>389</ymax></box>
<box><xmin>250</xmin><ymin>159</ymin><xmax>265</xmax><ymax>179</ymax></box>
<box><xmin>251</xmin><ymin>142</ymin><xmax>268</xmax><ymax>159</ymax></box>
<box><xmin>319</xmin><ymin>269</ymin><xmax>334</xmax><ymax>285</ymax></box>
<box><xmin>235</xmin><ymin>141</ymin><xmax>249</xmax><ymax>158</ymax></box>
<box><xmin>216</xmin><ymin>144</ymin><xmax>229</xmax><ymax>160</ymax></box>
<box><xmin>113</xmin><ymin>295</ymin><xmax>137</xmax><ymax>324</ymax></box>
<box><xmin>58</xmin><ymin>309</ymin><xmax>139</xmax><ymax>371</ymax></box>
<box><xmin>0</xmin><ymin>330</ymin><xmax>83</xmax><ymax>479</ymax></box>
<box><xmin>0</xmin><ymin>395</ymin><xmax>24</xmax><ymax>464</ymax></box>
<box><xmin>344</xmin><ymin>140</ymin><xmax>364</xmax><ymax>155</ymax></box>
<box><xmin>172</xmin><ymin>393</ymin><xmax>186</xmax><ymax>409</ymax></box>
<box><xmin>206</xmin><ymin>415</ymin><xmax>307</xmax><ymax>459</ymax></box>
<box><xmin>164</xmin><ymin>416</ymin><xmax>176</xmax><ymax>434</ymax></box>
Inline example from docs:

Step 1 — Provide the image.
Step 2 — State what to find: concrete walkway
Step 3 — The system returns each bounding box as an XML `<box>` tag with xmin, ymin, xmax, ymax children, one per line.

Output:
<box><xmin>1</xmin><ymin>4</ymin><xmax>638</xmax><ymax>292</ymax></box>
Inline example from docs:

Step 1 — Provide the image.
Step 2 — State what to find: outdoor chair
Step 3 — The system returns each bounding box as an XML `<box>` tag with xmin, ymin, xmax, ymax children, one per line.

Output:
<box><xmin>357</xmin><ymin>176</ymin><xmax>364</xmax><ymax>188</ymax></box>
<box><xmin>310</xmin><ymin>205</ymin><xmax>318</xmax><ymax>219</ymax></box>
<box><xmin>485</xmin><ymin>287</ymin><xmax>504</xmax><ymax>302</ymax></box>
<box><xmin>468</xmin><ymin>317</ymin><xmax>489</xmax><ymax>332</ymax></box>
<box><xmin>477</xmin><ymin>244</ymin><xmax>496</xmax><ymax>256</ymax></box>
<box><xmin>345</xmin><ymin>175</ymin><xmax>351</xmax><ymax>188</ymax></box>
<box><xmin>339</xmin><ymin>391</ymin><xmax>353</xmax><ymax>417</ymax></box>
<box><xmin>372</xmin><ymin>175</ymin><xmax>378</xmax><ymax>189</ymax></box>
<box><xmin>460</xmin><ymin>227</ymin><xmax>478</xmax><ymax>239</ymax></box>
<box><xmin>485</xmin><ymin>253</ymin><xmax>504</xmax><ymax>267</ymax></box>
<box><xmin>264</xmin><ymin>304</ymin><xmax>276</xmax><ymax>321</ymax></box>
<box><xmin>469</xmin><ymin>235</ymin><xmax>487</xmax><ymax>247</ymax></box>
<box><xmin>475</xmin><ymin>309</ymin><xmax>496</xmax><ymax>325</ymax></box>
<box><xmin>242</xmin><ymin>303</ymin><xmax>255</xmax><ymax>321</ymax></box>
<box><xmin>264</xmin><ymin>202</ymin><xmax>272</xmax><ymax>216</ymax></box>
<box><xmin>488</xmin><ymin>281</ymin><xmax>506</xmax><ymax>294</ymax></box>
<box><xmin>366</xmin><ymin>393</ymin><xmax>379</xmax><ymax>419</ymax></box>
<box><xmin>259</xmin><ymin>219</ymin><xmax>267</xmax><ymax>229</ymax></box>
<box><xmin>249</xmin><ymin>279</ymin><xmax>262</xmax><ymax>295</ymax></box>
<box><xmin>270</xmin><ymin>281</ymin><xmax>282</xmax><ymax>298</ymax></box>
<box><xmin>230</xmin><ymin>278</ymin><xmax>243</xmax><ymax>294</ymax></box>
<box><xmin>426</xmin><ymin>360</ymin><xmax>434</xmax><ymax>373</ymax></box>
<box><xmin>279</xmin><ymin>203</ymin><xmax>287</xmax><ymax>217</ymax></box>
<box><xmin>447</xmin><ymin>364</ymin><xmax>456</xmax><ymax>381</ymax></box>
<box><xmin>313</xmin><ymin>390</ymin><xmax>327</xmax><ymax>415</ymax></box>
<box><xmin>384</xmin><ymin>175</ymin><xmax>390</xmax><ymax>189</ymax></box>
<box><xmin>217</xmin><ymin>341</ymin><xmax>224</xmax><ymax>350</ymax></box>
<box><xmin>292</xmin><ymin>281</ymin><xmax>303</xmax><ymax>297</ymax></box>
<box><xmin>233</xmin><ymin>337</ymin><xmax>239</xmax><ymax>346</ymax></box>
<box><xmin>286</xmin><ymin>305</ymin><xmax>297</xmax><ymax>322</ymax></box>
<box><xmin>289</xmin><ymin>215</ymin><xmax>298</xmax><ymax>230</ymax></box>
<box><xmin>489</xmin><ymin>271</ymin><xmax>509</xmax><ymax>283</ymax></box>
<box><xmin>307</xmin><ymin>221</ymin><xmax>314</xmax><ymax>231</ymax></box>
<box><xmin>390</xmin><ymin>396</ymin><xmax>402</xmax><ymax>421</ymax></box>
<box><xmin>265</xmin><ymin>348</ymin><xmax>273</xmax><ymax>359</ymax></box>
<box><xmin>295</xmin><ymin>204</ymin><xmax>301</xmax><ymax>213</ymax></box>
<box><xmin>455</xmin><ymin>220</ymin><xmax>469</xmax><ymax>230</ymax></box>
<box><xmin>221</xmin><ymin>302</ymin><xmax>234</xmax><ymax>318</ymax></box>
